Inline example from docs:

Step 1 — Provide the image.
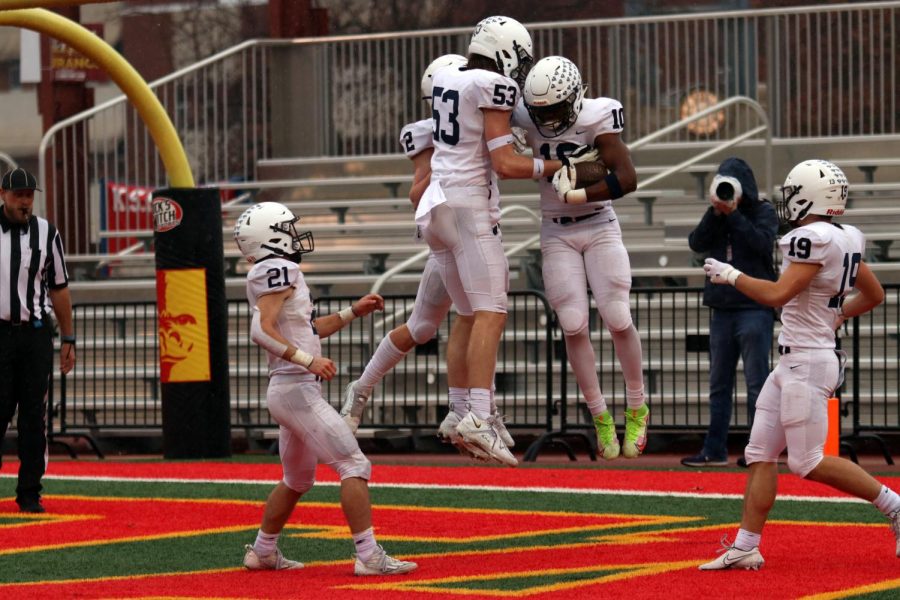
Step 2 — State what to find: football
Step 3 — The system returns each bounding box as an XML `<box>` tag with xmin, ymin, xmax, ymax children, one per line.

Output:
<box><xmin>573</xmin><ymin>161</ymin><xmax>609</xmax><ymax>189</ymax></box>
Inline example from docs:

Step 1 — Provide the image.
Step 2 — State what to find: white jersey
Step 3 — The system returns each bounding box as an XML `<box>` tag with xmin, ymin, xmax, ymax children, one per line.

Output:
<box><xmin>399</xmin><ymin>119</ymin><xmax>433</xmax><ymax>158</ymax></box>
<box><xmin>512</xmin><ymin>97</ymin><xmax>624</xmax><ymax>219</ymax></box>
<box><xmin>429</xmin><ymin>67</ymin><xmax>519</xmax><ymax>189</ymax></box>
<box><xmin>245</xmin><ymin>257</ymin><xmax>321</xmax><ymax>376</ymax></box>
<box><xmin>778</xmin><ymin>221</ymin><xmax>866</xmax><ymax>349</ymax></box>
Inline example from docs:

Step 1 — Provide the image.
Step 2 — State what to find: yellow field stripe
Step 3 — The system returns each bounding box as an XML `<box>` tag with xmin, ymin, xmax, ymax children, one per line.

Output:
<box><xmin>337</xmin><ymin>559</ymin><xmax>703</xmax><ymax>596</ymax></box>
<box><xmin>799</xmin><ymin>576</ymin><xmax>900</xmax><ymax>600</ymax></box>
<box><xmin>0</xmin><ymin>524</ymin><xmax>258</xmax><ymax>557</ymax></box>
<box><xmin>0</xmin><ymin>566</ymin><xmax>242</xmax><ymax>589</ymax></box>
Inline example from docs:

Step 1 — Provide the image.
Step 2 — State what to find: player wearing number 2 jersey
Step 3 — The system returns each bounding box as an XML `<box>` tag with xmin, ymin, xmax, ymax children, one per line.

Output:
<box><xmin>512</xmin><ymin>56</ymin><xmax>646</xmax><ymax>461</ymax></box>
<box><xmin>698</xmin><ymin>160</ymin><xmax>900</xmax><ymax>570</ymax></box>
<box><xmin>417</xmin><ymin>16</ymin><xmax>567</xmax><ymax>466</ymax></box>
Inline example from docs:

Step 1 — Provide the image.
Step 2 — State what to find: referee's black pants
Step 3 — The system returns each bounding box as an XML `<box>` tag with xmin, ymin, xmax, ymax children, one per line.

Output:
<box><xmin>0</xmin><ymin>323</ymin><xmax>53</xmax><ymax>504</ymax></box>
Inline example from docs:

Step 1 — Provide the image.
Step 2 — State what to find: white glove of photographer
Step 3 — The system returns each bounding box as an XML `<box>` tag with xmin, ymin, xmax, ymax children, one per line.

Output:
<box><xmin>704</xmin><ymin>258</ymin><xmax>742</xmax><ymax>285</ymax></box>
<box><xmin>511</xmin><ymin>126</ymin><xmax>529</xmax><ymax>154</ymax></box>
<box><xmin>552</xmin><ymin>166</ymin><xmax>587</xmax><ymax>204</ymax></box>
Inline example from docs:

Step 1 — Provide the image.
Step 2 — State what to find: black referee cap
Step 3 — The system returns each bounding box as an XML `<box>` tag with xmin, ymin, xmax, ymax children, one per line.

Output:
<box><xmin>1</xmin><ymin>168</ymin><xmax>41</xmax><ymax>192</ymax></box>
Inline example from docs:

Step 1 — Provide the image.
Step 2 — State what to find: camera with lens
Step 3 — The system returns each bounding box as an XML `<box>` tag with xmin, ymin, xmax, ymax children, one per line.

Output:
<box><xmin>708</xmin><ymin>174</ymin><xmax>743</xmax><ymax>205</ymax></box>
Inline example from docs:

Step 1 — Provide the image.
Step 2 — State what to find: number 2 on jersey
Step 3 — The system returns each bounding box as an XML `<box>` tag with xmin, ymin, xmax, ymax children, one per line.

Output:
<box><xmin>432</xmin><ymin>86</ymin><xmax>460</xmax><ymax>145</ymax></box>
<box><xmin>402</xmin><ymin>130</ymin><xmax>415</xmax><ymax>153</ymax></box>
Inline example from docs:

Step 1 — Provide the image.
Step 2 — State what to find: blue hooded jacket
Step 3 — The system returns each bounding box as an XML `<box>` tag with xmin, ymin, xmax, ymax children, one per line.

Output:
<box><xmin>688</xmin><ymin>157</ymin><xmax>778</xmax><ymax>310</ymax></box>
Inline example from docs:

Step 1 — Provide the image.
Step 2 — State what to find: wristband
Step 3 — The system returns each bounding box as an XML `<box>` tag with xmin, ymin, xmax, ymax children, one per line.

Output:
<box><xmin>290</xmin><ymin>348</ymin><xmax>315</xmax><ymax>368</ymax></box>
<box><xmin>726</xmin><ymin>267</ymin><xmax>743</xmax><ymax>286</ymax></box>
<box><xmin>604</xmin><ymin>172</ymin><xmax>624</xmax><ymax>200</ymax></box>
<box><xmin>338</xmin><ymin>306</ymin><xmax>357</xmax><ymax>325</ymax></box>
<box><xmin>532</xmin><ymin>158</ymin><xmax>545</xmax><ymax>179</ymax></box>
<box><xmin>61</xmin><ymin>335</ymin><xmax>76</xmax><ymax>345</ymax></box>
<box><xmin>486</xmin><ymin>134</ymin><xmax>514</xmax><ymax>151</ymax></box>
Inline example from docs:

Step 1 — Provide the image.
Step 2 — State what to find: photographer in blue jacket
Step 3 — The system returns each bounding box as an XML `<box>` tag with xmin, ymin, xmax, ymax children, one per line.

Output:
<box><xmin>682</xmin><ymin>157</ymin><xmax>779</xmax><ymax>468</ymax></box>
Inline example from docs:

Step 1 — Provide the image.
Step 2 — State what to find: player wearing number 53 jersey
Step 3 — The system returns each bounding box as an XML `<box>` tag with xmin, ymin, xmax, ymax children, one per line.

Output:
<box><xmin>512</xmin><ymin>56</ymin><xmax>647</xmax><ymax>461</ymax></box>
<box><xmin>699</xmin><ymin>160</ymin><xmax>900</xmax><ymax>571</ymax></box>
<box><xmin>341</xmin><ymin>54</ymin><xmax>517</xmax><ymax>465</ymax></box>
<box><xmin>417</xmin><ymin>16</ymin><xmax>567</xmax><ymax>466</ymax></box>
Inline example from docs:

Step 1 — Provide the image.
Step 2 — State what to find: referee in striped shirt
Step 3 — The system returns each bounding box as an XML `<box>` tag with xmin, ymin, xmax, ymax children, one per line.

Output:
<box><xmin>0</xmin><ymin>167</ymin><xmax>75</xmax><ymax>513</ymax></box>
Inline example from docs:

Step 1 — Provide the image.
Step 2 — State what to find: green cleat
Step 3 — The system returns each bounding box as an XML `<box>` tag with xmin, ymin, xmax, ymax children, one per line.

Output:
<box><xmin>592</xmin><ymin>410</ymin><xmax>620</xmax><ymax>460</ymax></box>
<box><xmin>622</xmin><ymin>403</ymin><xmax>650</xmax><ymax>458</ymax></box>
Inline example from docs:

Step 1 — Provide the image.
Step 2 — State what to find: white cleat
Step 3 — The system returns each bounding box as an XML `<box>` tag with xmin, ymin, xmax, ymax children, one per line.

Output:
<box><xmin>340</xmin><ymin>379</ymin><xmax>368</xmax><ymax>434</ymax></box>
<box><xmin>353</xmin><ymin>545</ymin><xmax>418</xmax><ymax>576</ymax></box>
<box><xmin>699</xmin><ymin>543</ymin><xmax>764</xmax><ymax>571</ymax></box>
<box><xmin>242</xmin><ymin>544</ymin><xmax>304</xmax><ymax>570</ymax></box>
<box><xmin>438</xmin><ymin>411</ymin><xmax>495</xmax><ymax>463</ymax></box>
<box><xmin>491</xmin><ymin>410</ymin><xmax>515</xmax><ymax>448</ymax></box>
<box><xmin>456</xmin><ymin>412</ymin><xmax>518</xmax><ymax>467</ymax></box>
<box><xmin>890</xmin><ymin>509</ymin><xmax>900</xmax><ymax>558</ymax></box>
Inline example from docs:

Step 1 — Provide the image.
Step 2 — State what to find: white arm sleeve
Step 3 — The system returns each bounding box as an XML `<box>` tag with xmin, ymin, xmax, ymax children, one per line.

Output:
<box><xmin>250</xmin><ymin>308</ymin><xmax>289</xmax><ymax>358</ymax></box>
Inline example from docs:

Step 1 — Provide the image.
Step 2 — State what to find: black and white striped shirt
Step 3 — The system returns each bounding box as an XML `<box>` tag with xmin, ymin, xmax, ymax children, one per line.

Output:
<box><xmin>0</xmin><ymin>211</ymin><xmax>69</xmax><ymax>323</ymax></box>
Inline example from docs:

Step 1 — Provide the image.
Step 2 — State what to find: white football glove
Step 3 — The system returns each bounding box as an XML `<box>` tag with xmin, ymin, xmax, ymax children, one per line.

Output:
<box><xmin>511</xmin><ymin>126</ymin><xmax>529</xmax><ymax>154</ymax></box>
<box><xmin>552</xmin><ymin>166</ymin><xmax>587</xmax><ymax>204</ymax></box>
<box><xmin>704</xmin><ymin>258</ymin><xmax>742</xmax><ymax>285</ymax></box>
<box><xmin>562</xmin><ymin>144</ymin><xmax>600</xmax><ymax>166</ymax></box>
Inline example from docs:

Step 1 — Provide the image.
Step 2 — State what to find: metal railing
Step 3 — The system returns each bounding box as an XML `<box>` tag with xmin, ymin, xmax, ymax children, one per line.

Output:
<box><xmin>629</xmin><ymin>95</ymin><xmax>772</xmax><ymax>196</ymax></box>
<box><xmin>50</xmin><ymin>286</ymin><xmax>900</xmax><ymax>443</ymax></box>
<box><xmin>37</xmin><ymin>2</ymin><xmax>900</xmax><ymax>254</ymax></box>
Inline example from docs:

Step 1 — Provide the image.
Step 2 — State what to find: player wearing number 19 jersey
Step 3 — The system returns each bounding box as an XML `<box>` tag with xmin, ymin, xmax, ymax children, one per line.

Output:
<box><xmin>698</xmin><ymin>159</ymin><xmax>900</xmax><ymax>570</ymax></box>
<box><xmin>512</xmin><ymin>56</ymin><xmax>647</xmax><ymax>460</ymax></box>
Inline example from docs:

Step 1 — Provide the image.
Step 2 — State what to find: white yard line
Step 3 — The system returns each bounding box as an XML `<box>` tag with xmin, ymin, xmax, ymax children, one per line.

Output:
<box><xmin>0</xmin><ymin>473</ymin><xmax>868</xmax><ymax>504</ymax></box>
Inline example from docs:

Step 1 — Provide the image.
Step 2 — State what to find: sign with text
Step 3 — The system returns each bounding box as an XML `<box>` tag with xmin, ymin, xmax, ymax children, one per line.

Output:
<box><xmin>51</xmin><ymin>23</ymin><xmax>108</xmax><ymax>82</ymax></box>
<box><xmin>102</xmin><ymin>181</ymin><xmax>153</xmax><ymax>252</ymax></box>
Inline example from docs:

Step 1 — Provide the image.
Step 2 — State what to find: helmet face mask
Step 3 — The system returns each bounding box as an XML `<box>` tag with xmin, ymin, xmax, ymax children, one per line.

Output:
<box><xmin>420</xmin><ymin>54</ymin><xmax>467</xmax><ymax>105</ymax></box>
<box><xmin>234</xmin><ymin>202</ymin><xmax>314</xmax><ymax>263</ymax></box>
<box><xmin>507</xmin><ymin>43</ymin><xmax>534</xmax><ymax>89</ymax></box>
<box><xmin>776</xmin><ymin>159</ymin><xmax>849</xmax><ymax>226</ymax></box>
<box><xmin>468</xmin><ymin>16</ymin><xmax>534</xmax><ymax>89</ymax></box>
<box><xmin>524</xmin><ymin>56</ymin><xmax>585</xmax><ymax>138</ymax></box>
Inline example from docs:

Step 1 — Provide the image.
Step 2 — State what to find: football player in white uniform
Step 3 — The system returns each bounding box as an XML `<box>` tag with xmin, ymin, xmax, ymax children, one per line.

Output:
<box><xmin>699</xmin><ymin>160</ymin><xmax>900</xmax><ymax>570</ymax></box>
<box><xmin>234</xmin><ymin>202</ymin><xmax>417</xmax><ymax>576</ymax></box>
<box><xmin>340</xmin><ymin>54</ymin><xmax>514</xmax><ymax>462</ymax></box>
<box><xmin>417</xmin><ymin>16</ymin><xmax>574</xmax><ymax>466</ymax></box>
<box><xmin>513</xmin><ymin>56</ymin><xmax>648</xmax><ymax>460</ymax></box>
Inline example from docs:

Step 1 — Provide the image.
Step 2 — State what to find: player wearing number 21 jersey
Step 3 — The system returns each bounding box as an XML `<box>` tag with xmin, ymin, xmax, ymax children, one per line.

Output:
<box><xmin>699</xmin><ymin>159</ymin><xmax>900</xmax><ymax>570</ymax></box>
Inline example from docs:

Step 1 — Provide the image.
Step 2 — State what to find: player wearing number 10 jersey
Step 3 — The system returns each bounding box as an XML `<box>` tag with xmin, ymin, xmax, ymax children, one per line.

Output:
<box><xmin>512</xmin><ymin>56</ymin><xmax>647</xmax><ymax>461</ymax></box>
<box><xmin>417</xmin><ymin>16</ymin><xmax>565</xmax><ymax>466</ymax></box>
<box><xmin>699</xmin><ymin>159</ymin><xmax>900</xmax><ymax>570</ymax></box>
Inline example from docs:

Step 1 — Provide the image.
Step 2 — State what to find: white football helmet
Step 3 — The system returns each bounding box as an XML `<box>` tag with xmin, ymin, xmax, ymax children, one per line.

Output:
<box><xmin>233</xmin><ymin>202</ymin><xmax>314</xmax><ymax>263</ymax></box>
<box><xmin>777</xmin><ymin>159</ymin><xmax>849</xmax><ymax>225</ymax></box>
<box><xmin>524</xmin><ymin>56</ymin><xmax>586</xmax><ymax>138</ymax></box>
<box><xmin>421</xmin><ymin>54</ymin><xmax>467</xmax><ymax>104</ymax></box>
<box><xmin>468</xmin><ymin>16</ymin><xmax>533</xmax><ymax>88</ymax></box>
